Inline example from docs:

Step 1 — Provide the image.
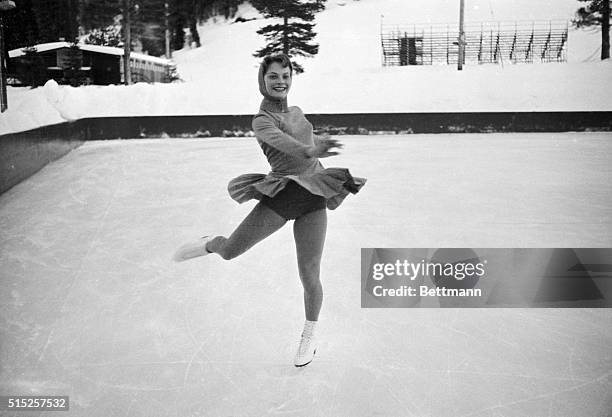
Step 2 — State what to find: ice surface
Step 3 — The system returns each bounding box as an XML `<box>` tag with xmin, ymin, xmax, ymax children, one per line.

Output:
<box><xmin>0</xmin><ymin>133</ymin><xmax>611</xmax><ymax>416</ymax></box>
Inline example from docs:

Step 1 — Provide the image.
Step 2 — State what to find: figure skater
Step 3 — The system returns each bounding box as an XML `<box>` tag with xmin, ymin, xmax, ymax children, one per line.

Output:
<box><xmin>174</xmin><ymin>53</ymin><xmax>366</xmax><ymax>367</ymax></box>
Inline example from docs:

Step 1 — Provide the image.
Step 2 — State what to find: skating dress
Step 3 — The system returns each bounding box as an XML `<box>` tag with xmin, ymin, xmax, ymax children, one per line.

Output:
<box><xmin>227</xmin><ymin>98</ymin><xmax>366</xmax><ymax>211</ymax></box>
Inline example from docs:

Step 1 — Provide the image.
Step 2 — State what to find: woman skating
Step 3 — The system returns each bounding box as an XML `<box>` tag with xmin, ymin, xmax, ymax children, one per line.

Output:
<box><xmin>174</xmin><ymin>53</ymin><xmax>365</xmax><ymax>367</ymax></box>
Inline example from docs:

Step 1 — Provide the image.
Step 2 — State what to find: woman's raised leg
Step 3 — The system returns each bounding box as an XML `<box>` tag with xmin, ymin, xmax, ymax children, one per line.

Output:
<box><xmin>206</xmin><ymin>202</ymin><xmax>287</xmax><ymax>260</ymax></box>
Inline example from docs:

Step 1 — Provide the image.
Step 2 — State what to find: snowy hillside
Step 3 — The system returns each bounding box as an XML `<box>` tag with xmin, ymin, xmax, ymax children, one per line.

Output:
<box><xmin>175</xmin><ymin>0</ymin><xmax>605</xmax><ymax>80</ymax></box>
<box><xmin>1</xmin><ymin>0</ymin><xmax>611</xmax><ymax>135</ymax></box>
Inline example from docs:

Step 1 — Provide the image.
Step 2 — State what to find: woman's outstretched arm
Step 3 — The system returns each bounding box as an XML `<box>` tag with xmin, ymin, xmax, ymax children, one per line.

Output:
<box><xmin>253</xmin><ymin>115</ymin><xmax>343</xmax><ymax>159</ymax></box>
<box><xmin>253</xmin><ymin>114</ymin><xmax>313</xmax><ymax>158</ymax></box>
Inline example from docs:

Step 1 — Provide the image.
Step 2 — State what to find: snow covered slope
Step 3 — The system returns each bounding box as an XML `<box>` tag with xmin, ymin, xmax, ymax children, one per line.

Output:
<box><xmin>176</xmin><ymin>0</ymin><xmax>604</xmax><ymax>79</ymax></box>
<box><xmin>1</xmin><ymin>0</ymin><xmax>611</xmax><ymax>135</ymax></box>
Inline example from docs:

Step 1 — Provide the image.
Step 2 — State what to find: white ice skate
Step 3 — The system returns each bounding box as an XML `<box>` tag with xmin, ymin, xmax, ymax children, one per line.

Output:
<box><xmin>173</xmin><ymin>236</ymin><xmax>213</xmax><ymax>262</ymax></box>
<box><xmin>294</xmin><ymin>333</ymin><xmax>317</xmax><ymax>367</ymax></box>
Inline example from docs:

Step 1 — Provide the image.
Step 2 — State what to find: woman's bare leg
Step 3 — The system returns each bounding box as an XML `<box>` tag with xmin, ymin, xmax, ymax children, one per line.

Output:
<box><xmin>293</xmin><ymin>209</ymin><xmax>327</xmax><ymax>321</ymax></box>
<box><xmin>206</xmin><ymin>202</ymin><xmax>287</xmax><ymax>260</ymax></box>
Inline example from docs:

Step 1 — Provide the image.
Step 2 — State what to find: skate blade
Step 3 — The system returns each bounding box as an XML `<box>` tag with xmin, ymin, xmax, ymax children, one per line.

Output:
<box><xmin>294</xmin><ymin>349</ymin><xmax>316</xmax><ymax>368</ymax></box>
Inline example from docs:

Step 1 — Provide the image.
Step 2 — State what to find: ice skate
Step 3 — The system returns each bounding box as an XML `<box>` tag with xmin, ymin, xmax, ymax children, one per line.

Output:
<box><xmin>294</xmin><ymin>333</ymin><xmax>317</xmax><ymax>367</ymax></box>
<box><xmin>173</xmin><ymin>236</ymin><xmax>213</xmax><ymax>262</ymax></box>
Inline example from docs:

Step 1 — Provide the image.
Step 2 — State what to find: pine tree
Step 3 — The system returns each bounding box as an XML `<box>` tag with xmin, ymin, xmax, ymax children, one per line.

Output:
<box><xmin>208</xmin><ymin>0</ymin><xmax>242</xmax><ymax>19</ymax></box>
<box><xmin>30</xmin><ymin>0</ymin><xmax>79</xmax><ymax>43</ymax></box>
<box><xmin>82</xmin><ymin>23</ymin><xmax>123</xmax><ymax>47</ymax></box>
<box><xmin>15</xmin><ymin>47</ymin><xmax>48</xmax><ymax>87</ymax></box>
<box><xmin>62</xmin><ymin>43</ymin><xmax>87</xmax><ymax>86</ymax></box>
<box><xmin>80</xmin><ymin>0</ymin><xmax>165</xmax><ymax>55</ymax></box>
<box><xmin>170</xmin><ymin>0</ymin><xmax>241</xmax><ymax>50</ymax></box>
<box><xmin>79</xmin><ymin>0</ymin><xmax>123</xmax><ymax>32</ymax></box>
<box><xmin>132</xmin><ymin>0</ymin><xmax>166</xmax><ymax>56</ymax></box>
<box><xmin>3</xmin><ymin>0</ymin><xmax>39</xmax><ymax>50</ymax></box>
<box><xmin>80</xmin><ymin>0</ymin><xmax>242</xmax><ymax>56</ymax></box>
<box><xmin>251</xmin><ymin>0</ymin><xmax>326</xmax><ymax>74</ymax></box>
<box><xmin>573</xmin><ymin>0</ymin><xmax>611</xmax><ymax>60</ymax></box>
<box><xmin>171</xmin><ymin>14</ymin><xmax>186</xmax><ymax>49</ymax></box>
<box><xmin>182</xmin><ymin>0</ymin><xmax>204</xmax><ymax>48</ymax></box>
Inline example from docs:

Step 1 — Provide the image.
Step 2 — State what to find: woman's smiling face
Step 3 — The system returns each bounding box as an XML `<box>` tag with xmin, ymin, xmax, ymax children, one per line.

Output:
<box><xmin>264</xmin><ymin>62</ymin><xmax>292</xmax><ymax>99</ymax></box>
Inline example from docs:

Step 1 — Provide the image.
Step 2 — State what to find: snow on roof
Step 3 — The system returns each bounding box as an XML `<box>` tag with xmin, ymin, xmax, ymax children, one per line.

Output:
<box><xmin>8</xmin><ymin>41</ymin><xmax>71</xmax><ymax>58</ymax></box>
<box><xmin>78</xmin><ymin>44</ymin><xmax>124</xmax><ymax>57</ymax></box>
<box><xmin>79</xmin><ymin>44</ymin><xmax>172</xmax><ymax>65</ymax></box>
<box><xmin>130</xmin><ymin>52</ymin><xmax>172</xmax><ymax>65</ymax></box>
<box><xmin>8</xmin><ymin>42</ymin><xmax>172</xmax><ymax>65</ymax></box>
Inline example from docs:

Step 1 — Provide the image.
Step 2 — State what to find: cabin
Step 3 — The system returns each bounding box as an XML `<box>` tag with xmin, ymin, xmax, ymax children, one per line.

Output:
<box><xmin>8</xmin><ymin>42</ymin><xmax>177</xmax><ymax>85</ymax></box>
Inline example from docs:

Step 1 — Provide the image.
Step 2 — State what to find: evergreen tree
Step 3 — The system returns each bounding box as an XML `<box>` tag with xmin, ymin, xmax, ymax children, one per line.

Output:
<box><xmin>168</xmin><ymin>0</ymin><xmax>241</xmax><ymax>50</ymax></box>
<box><xmin>4</xmin><ymin>0</ymin><xmax>39</xmax><ymax>50</ymax></box>
<box><xmin>79</xmin><ymin>0</ymin><xmax>123</xmax><ymax>32</ymax></box>
<box><xmin>82</xmin><ymin>23</ymin><xmax>123</xmax><ymax>47</ymax></box>
<box><xmin>15</xmin><ymin>47</ymin><xmax>48</xmax><ymax>87</ymax></box>
<box><xmin>61</xmin><ymin>43</ymin><xmax>87</xmax><ymax>86</ymax></box>
<box><xmin>9</xmin><ymin>0</ymin><xmax>242</xmax><ymax>60</ymax></box>
<box><xmin>251</xmin><ymin>0</ymin><xmax>326</xmax><ymax>74</ymax></box>
<box><xmin>171</xmin><ymin>14</ymin><xmax>186</xmax><ymax>49</ymax></box>
<box><xmin>573</xmin><ymin>0</ymin><xmax>611</xmax><ymax>59</ymax></box>
<box><xmin>25</xmin><ymin>0</ymin><xmax>79</xmax><ymax>43</ymax></box>
<box><xmin>133</xmin><ymin>0</ymin><xmax>166</xmax><ymax>55</ymax></box>
<box><xmin>80</xmin><ymin>0</ymin><xmax>165</xmax><ymax>55</ymax></box>
<box><xmin>78</xmin><ymin>0</ymin><xmax>241</xmax><ymax>54</ymax></box>
<box><xmin>177</xmin><ymin>0</ymin><xmax>204</xmax><ymax>47</ymax></box>
<box><xmin>208</xmin><ymin>0</ymin><xmax>242</xmax><ymax>20</ymax></box>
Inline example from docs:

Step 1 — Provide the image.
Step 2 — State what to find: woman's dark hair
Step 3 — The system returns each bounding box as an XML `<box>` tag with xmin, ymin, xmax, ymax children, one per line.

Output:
<box><xmin>261</xmin><ymin>54</ymin><xmax>293</xmax><ymax>75</ymax></box>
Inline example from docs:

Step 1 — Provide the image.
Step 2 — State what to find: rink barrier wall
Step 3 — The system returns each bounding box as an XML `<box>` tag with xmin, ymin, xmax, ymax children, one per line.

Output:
<box><xmin>77</xmin><ymin>112</ymin><xmax>612</xmax><ymax>138</ymax></box>
<box><xmin>0</xmin><ymin>121</ymin><xmax>84</xmax><ymax>195</ymax></box>
<box><xmin>1</xmin><ymin>111</ymin><xmax>611</xmax><ymax>194</ymax></box>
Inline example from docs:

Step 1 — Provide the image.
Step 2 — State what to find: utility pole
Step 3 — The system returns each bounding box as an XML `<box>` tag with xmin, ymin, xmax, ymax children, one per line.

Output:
<box><xmin>458</xmin><ymin>0</ymin><xmax>465</xmax><ymax>70</ymax></box>
<box><xmin>602</xmin><ymin>0</ymin><xmax>610</xmax><ymax>60</ymax></box>
<box><xmin>165</xmin><ymin>1</ymin><xmax>171</xmax><ymax>59</ymax></box>
<box><xmin>123</xmin><ymin>0</ymin><xmax>132</xmax><ymax>85</ymax></box>
<box><xmin>0</xmin><ymin>0</ymin><xmax>16</xmax><ymax>112</ymax></box>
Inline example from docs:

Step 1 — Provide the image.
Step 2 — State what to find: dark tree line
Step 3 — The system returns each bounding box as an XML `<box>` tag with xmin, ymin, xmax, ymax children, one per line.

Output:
<box><xmin>3</xmin><ymin>0</ymin><xmax>77</xmax><ymax>53</ymax></box>
<box><xmin>4</xmin><ymin>0</ymin><xmax>242</xmax><ymax>57</ymax></box>
<box><xmin>4</xmin><ymin>0</ymin><xmax>328</xmax><ymax>76</ymax></box>
<box><xmin>80</xmin><ymin>0</ymin><xmax>166</xmax><ymax>55</ymax></box>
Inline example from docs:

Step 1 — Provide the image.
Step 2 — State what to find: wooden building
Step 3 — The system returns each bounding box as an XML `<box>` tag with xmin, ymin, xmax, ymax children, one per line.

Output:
<box><xmin>8</xmin><ymin>42</ymin><xmax>176</xmax><ymax>85</ymax></box>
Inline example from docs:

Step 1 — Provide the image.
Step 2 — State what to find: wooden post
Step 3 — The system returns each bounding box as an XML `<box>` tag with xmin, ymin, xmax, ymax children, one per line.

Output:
<box><xmin>458</xmin><ymin>0</ymin><xmax>465</xmax><ymax>70</ymax></box>
<box><xmin>0</xmin><ymin>0</ymin><xmax>16</xmax><ymax>112</ymax></box>
<box><xmin>0</xmin><ymin>15</ymin><xmax>7</xmax><ymax>112</ymax></box>
<box><xmin>123</xmin><ymin>0</ymin><xmax>132</xmax><ymax>85</ymax></box>
<box><xmin>165</xmin><ymin>1</ymin><xmax>171</xmax><ymax>59</ymax></box>
<box><xmin>602</xmin><ymin>0</ymin><xmax>610</xmax><ymax>60</ymax></box>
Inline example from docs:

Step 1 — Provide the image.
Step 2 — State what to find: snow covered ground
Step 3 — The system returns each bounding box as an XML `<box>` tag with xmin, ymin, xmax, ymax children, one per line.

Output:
<box><xmin>1</xmin><ymin>0</ymin><xmax>611</xmax><ymax>135</ymax></box>
<box><xmin>1</xmin><ymin>133</ymin><xmax>611</xmax><ymax>416</ymax></box>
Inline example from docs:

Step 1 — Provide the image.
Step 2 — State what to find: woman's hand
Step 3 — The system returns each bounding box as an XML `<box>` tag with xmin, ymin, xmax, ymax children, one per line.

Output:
<box><xmin>308</xmin><ymin>136</ymin><xmax>344</xmax><ymax>158</ymax></box>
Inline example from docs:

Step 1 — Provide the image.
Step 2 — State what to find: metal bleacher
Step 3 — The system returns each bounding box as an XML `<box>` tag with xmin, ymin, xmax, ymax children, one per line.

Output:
<box><xmin>381</xmin><ymin>20</ymin><xmax>568</xmax><ymax>66</ymax></box>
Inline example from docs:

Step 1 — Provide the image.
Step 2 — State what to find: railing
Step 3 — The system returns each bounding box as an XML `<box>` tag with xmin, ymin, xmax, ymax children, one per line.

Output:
<box><xmin>381</xmin><ymin>20</ymin><xmax>568</xmax><ymax>66</ymax></box>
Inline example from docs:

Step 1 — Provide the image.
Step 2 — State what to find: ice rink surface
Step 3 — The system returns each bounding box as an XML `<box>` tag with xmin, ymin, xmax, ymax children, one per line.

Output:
<box><xmin>1</xmin><ymin>133</ymin><xmax>611</xmax><ymax>417</ymax></box>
